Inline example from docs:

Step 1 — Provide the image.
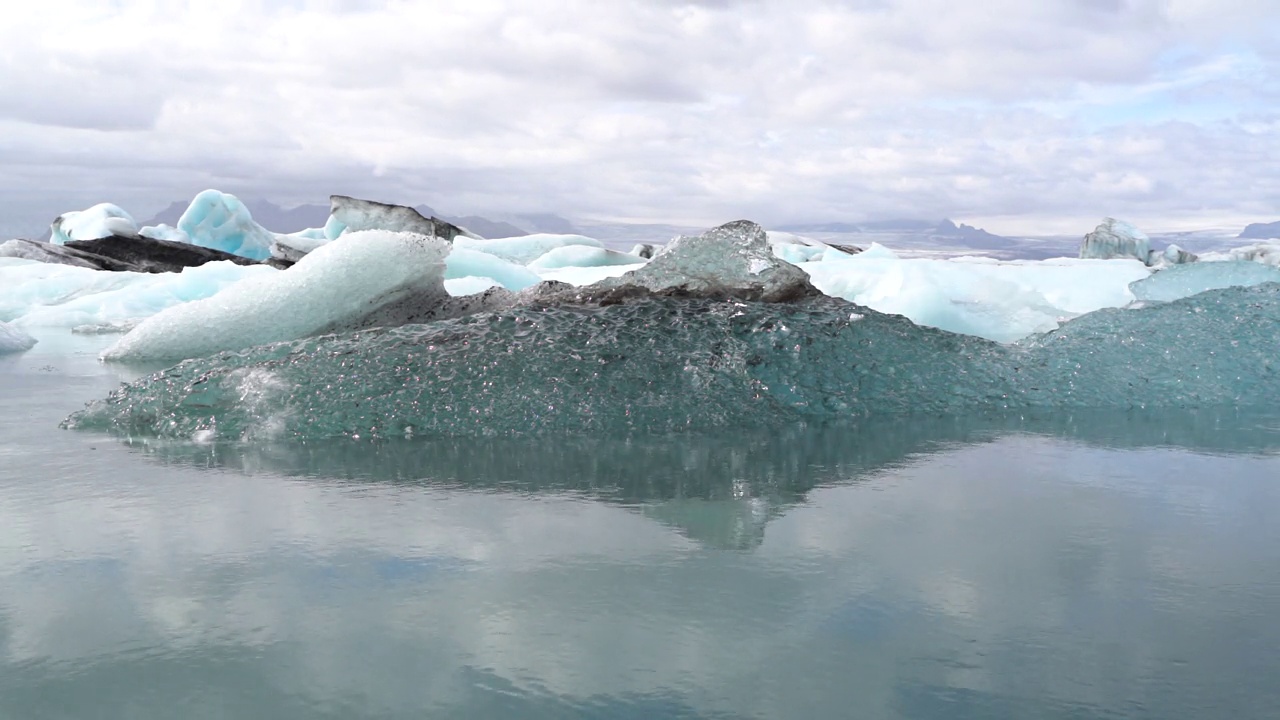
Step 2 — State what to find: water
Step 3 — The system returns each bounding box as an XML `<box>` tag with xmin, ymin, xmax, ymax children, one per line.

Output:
<box><xmin>3</xmin><ymin>339</ymin><xmax>1280</xmax><ymax>719</ymax></box>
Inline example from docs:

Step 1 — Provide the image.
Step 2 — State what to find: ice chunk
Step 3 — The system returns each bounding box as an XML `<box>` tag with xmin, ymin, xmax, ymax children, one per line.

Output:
<box><xmin>453</xmin><ymin>234</ymin><xmax>604</xmax><ymax>265</ymax></box>
<box><xmin>766</xmin><ymin>231</ymin><xmax>856</xmax><ymax>264</ymax></box>
<box><xmin>0</xmin><ymin>320</ymin><xmax>36</xmax><ymax>354</ymax></box>
<box><xmin>50</xmin><ymin>203</ymin><xmax>138</xmax><ymax>244</ymax></box>
<box><xmin>66</xmin><ymin>283</ymin><xmax>1280</xmax><ymax>440</ymax></box>
<box><xmin>326</xmin><ymin>195</ymin><xmax>474</xmax><ymax>241</ymax></box>
<box><xmin>445</xmin><ymin>247</ymin><xmax>541</xmax><ymax>291</ymax></box>
<box><xmin>0</xmin><ymin>238</ymin><xmax>123</xmax><ymax>270</ymax></box>
<box><xmin>445</xmin><ymin>276</ymin><xmax>502</xmax><ymax>296</ymax></box>
<box><xmin>138</xmin><ymin>224</ymin><xmax>191</xmax><ymax>244</ymax></box>
<box><xmin>533</xmin><ymin>263</ymin><xmax>647</xmax><ymax>286</ymax></box>
<box><xmin>1</xmin><ymin>258</ymin><xmax>275</xmax><ymax>331</ymax></box>
<box><xmin>176</xmin><ymin>190</ymin><xmax>278</xmax><ymax>260</ymax></box>
<box><xmin>270</xmin><ymin>233</ymin><xmax>328</xmax><ymax>264</ymax></box>
<box><xmin>1201</xmin><ymin>242</ymin><xmax>1280</xmax><ymax>266</ymax></box>
<box><xmin>800</xmin><ymin>253</ymin><xmax>1150</xmax><ymax>342</ymax></box>
<box><xmin>575</xmin><ymin>220</ymin><xmax>819</xmax><ymax>302</ymax></box>
<box><xmin>102</xmin><ymin>230</ymin><xmax>451</xmax><ymax>362</ymax></box>
<box><xmin>1079</xmin><ymin>218</ymin><xmax>1151</xmax><ymax>263</ymax></box>
<box><xmin>1130</xmin><ymin>261</ymin><xmax>1280</xmax><ymax>302</ymax></box>
<box><xmin>527</xmin><ymin>245</ymin><xmax>648</xmax><ymax>270</ymax></box>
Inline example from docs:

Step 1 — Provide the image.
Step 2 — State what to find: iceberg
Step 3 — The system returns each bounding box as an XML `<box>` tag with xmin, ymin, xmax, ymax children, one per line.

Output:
<box><xmin>1201</xmin><ymin>242</ymin><xmax>1280</xmax><ymax>266</ymax></box>
<box><xmin>50</xmin><ymin>203</ymin><xmax>138</xmax><ymax>245</ymax></box>
<box><xmin>138</xmin><ymin>224</ymin><xmax>192</xmax><ymax>244</ymax></box>
<box><xmin>527</xmin><ymin>245</ymin><xmax>647</xmax><ymax>270</ymax></box>
<box><xmin>0</xmin><ymin>257</ymin><xmax>274</xmax><ymax>332</ymax></box>
<box><xmin>0</xmin><ymin>238</ymin><xmax>131</xmax><ymax>270</ymax></box>
<box><xmin>325</xmin><ymin>195</ymin><xmax>474</xmax><ymax>242</ymax></box>
<box><xmin>766</xmin><ymin>231</ymin><xmax>858</xmax><ymax>264</ymax></box>
<box><xmin>65</xmin><ymin>283</ymin><xmax>1280</xmax><ymax>441</ymax></box>
<box><xmin>445</xmin><ymin>247</ymin><xmax>542</xmax><ymax>291</ymax></box>
<box><xmin>454</xmin><ymin>234</ymin><xmax>604</xmax><ymax>265</ymax></box>
<box><xmin>176</xmin><ymin>190</ymin><xmax>278</xmax><ymax>260</ymax></box>
<box><xmin>799</xmin><ymin>250</ymin><xmax>1150</xmax><ymax>343</ymax></box>
<box><xmin>1129</xmin><ymin>261</ymin><xmax>1280</xmax><ymax>303</ymax></box>
<box><xmin>1079</xmin><ymin>218</ymin><xmax>1151</xmax><ymax>263</ymax></box>
<box><xmin>101</xmin><ymin>230</ymin><xmax>457</xmax><ymax>361</ymax></box>
<box><xmin>0</xmin><ymin>320</ymin><xmax>36</xmax><ymax>354</ymax></box>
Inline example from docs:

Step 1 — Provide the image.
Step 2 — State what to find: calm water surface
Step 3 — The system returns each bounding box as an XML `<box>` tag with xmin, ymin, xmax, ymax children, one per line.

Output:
<box><xmin>2</xmin><ymin>338</ymin><xmax>1279</xmax><ymax>719</ymax></box>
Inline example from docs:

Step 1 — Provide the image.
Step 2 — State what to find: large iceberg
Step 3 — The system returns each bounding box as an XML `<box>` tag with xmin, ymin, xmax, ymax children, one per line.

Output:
<box><xmin>798</xmin><ymin>245</ymin><xmax>1150</xmax><ymax>342</ymax></box>
<box><xmin>0</xmin><ymin>320</ymin><xmax>36</xmax><ymax>354</ymax></box>
<box><xmin>325</xmin><ymin>195</ymin><xmax>474</xmax><ymax>242</ymax></box>
<box><xmin>101</xmin><ymin>230</ymin><xmax>454</xmax><ymax>361</ymax></box>
<box><xmin>1079</xmin><ymin>218</ymin><xmax>1152</xmax><ymax>263</ymax></box>
<box><xmin>176</xmin><ymin>190</ymin><xmax>278</xmax><ymax>260</ymax></box>
<box><xmin>1129</xmin><ymin>261</ymin><xmax>1280</xmax><ymax>303</ymax></box>
<box><xmin>65</xmin><ymin>282</ymin><xmax>1280</xmax><ymax>441</ymax></box>
<box><xmin>50</xmin><ymin>203</ymin><xmax>138</xmax><ymax>245</ymax></box>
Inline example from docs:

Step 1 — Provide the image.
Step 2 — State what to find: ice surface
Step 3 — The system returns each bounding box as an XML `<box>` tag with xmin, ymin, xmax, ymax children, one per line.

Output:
<box><xmin>67</xmin><ymin>283</ymin><xmax>1280</xmax><ymax>440</ymax></box>
<box><xmin>50</xmin><ymin>203</ymin><xmax>138</xmax><ymax>244</ymax></box>
<box><xmin>138</xmin><ymin>224</ymin><xmax>192</xmax><ymax>244</ymax></box>
<box><xmin>1130</xmin><ymin>261</ymin><xmax>1280</xmax><ymax>303</ymax></box>
<box><xmin>0</xmin><ymin>257</ymin><xmax>274</xmax><ymax>332</ymax></box>
<box><xmin>0</xmin><ymin>238</ymin><xmax>107</xmax><ymax>269</ymax></box>
<box><xmin>102</xmin><ymin>230</ymin><xmax>450</xmax><ymax>361</ymax></box>
<box><xmin>177</xmin><ymin>190</ymin><xmax>278</xmax><ymax>260</ymax></box>
<box><xmin>270</xmin><ymin>233</ymin><xmax>328</xmax><ymax>264</ymax></box>
<box><xmin>766</xmin><ymin>231</ymin><xmax>854</xmax><ymax>264</ymax></box>
<box><xmin>454</xmin><ymin>234</ymin><xmax>604</xmax><ymax>265</ymax></box>
<box><xmin>445</xmin><ymin>247</ymin><xmax>541</xmax><ymax>291</ymax></box>
<box><xmin>326</xmin><ymin>195</ymin><xmax>475</xmax><ymax>241</ymax></box>
<box><xmin>579</xmin><ymin>220</ymin><xmax>818</xmax><ymax>302</ymax></box>
<box><xmin>0</xmin><ymin>319</ymin><xmax>36</xmax><ymax>354</ymax></box>
<box><xmin>1201</xmin><ymin>242</ymin><xmax>1280</xmax><ymax>266</ymax></box>
<box><xmin>527</xmin><ymin>245</ymin><xmax>647</xmax><ymax>270</ymax></box>
<box><xmin>799</xmin><ymin>251</ymin><xmax>1150</xmax><ymax>342</ymax></box>
<box><xmin>444</xmin><ymin>276</ymin><xmax>502</xmax><ymax>296</ymax></box>
<box><xmin>533</xmin><ymin>263</ymin><xmax>647</xmax><ymax>286</ymax></box>
<box><xmin>1079</xmin><ymin>218</ymin><xmax>1151</xmax><ymax>263</ymax></box>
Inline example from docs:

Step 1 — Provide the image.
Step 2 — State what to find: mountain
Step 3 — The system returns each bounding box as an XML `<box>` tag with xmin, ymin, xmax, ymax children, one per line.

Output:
<box><xmin>1239</xmin><ymin>221</ymin><xmax>1280</xmax><ymax>239</ymax></box>
<box><xmin>778</xmin><ymin>218</ymin><xmax>1004</xmax><ymax>241</ymax></box>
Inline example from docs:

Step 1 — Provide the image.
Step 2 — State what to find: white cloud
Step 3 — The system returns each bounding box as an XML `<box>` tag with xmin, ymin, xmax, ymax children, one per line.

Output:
<box><xmin>0</xmin><ymin>0</ymin><xmax>1277</xmax><ymax>237</ymax></box>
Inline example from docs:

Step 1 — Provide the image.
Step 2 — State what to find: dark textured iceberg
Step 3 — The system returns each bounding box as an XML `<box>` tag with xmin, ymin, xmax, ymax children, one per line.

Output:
<box><xmin>64</xmin><ymin>283</ymin><xmax>1280</xmax><ymax>441</ymax></box>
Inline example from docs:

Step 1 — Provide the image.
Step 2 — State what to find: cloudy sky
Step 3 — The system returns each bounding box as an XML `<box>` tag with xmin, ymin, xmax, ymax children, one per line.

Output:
<box><xmin>2</xmin><ymin>0</ymin><xmax>1277</xmax><ymax>237</ymax></box>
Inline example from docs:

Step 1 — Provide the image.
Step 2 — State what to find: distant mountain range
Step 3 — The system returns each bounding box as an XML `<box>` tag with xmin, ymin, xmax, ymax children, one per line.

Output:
<box><xmin>139</xmin><ymin>199</ymin><xmax>575</xmax><ymax>240</ymax></box>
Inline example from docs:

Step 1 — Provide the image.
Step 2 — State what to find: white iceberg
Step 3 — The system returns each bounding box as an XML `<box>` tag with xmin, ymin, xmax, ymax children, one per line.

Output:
<box><xmin>445</xmin><ymin>247</ymin><xmax>542</xmax><ymax>291</ymax></box>
<box><xmin>454</xmin><ymin>234</ymin><xmax>603</xmax><ymax>265</ymax></box>
<box><xmin>1079</xmin><ymin>218</ymin><xmax>1151</xmax><ymax>264</ymax></box>
<box><xmin>103</xmin><ymin>230</ymin><xmax>451</xmax><ymax>362</ymax></box>
<box><xmin>50</xmin><ymin>203</ymin><xmax>138</xmax><ymax>244</ymax></box>
<box><xmin>1201</xmin><ymin>242</ymin><xmax>1280</xmax><ymax>266</ymax></box>
<box><xmin>527</xmin><ymin>245</ymin><xmax>648</xmax><ymax>270</ymax></box>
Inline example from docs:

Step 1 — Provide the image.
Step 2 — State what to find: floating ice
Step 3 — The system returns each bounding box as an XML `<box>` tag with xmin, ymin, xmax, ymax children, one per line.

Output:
<box><xmin>138</xmin><ymin>224</ymin><xmax>191</xmax><ymax>244</ymax></box>
<box><xmin>1130</xmin><ymin>261</ymin><xmax>1280</xmax><ymax>303</ymax></box>
<box><xmin>799</xmin><ymin>252</ymin><xmax>1150</xmax><ymax>342</ymax></box>
<box><xmin>1201</xmin><ymin>242</ymin><xmax>1280</xmax><ymax>266</ymax></box>
<box><xmin>325</xmin><ymin>195</ymin><xmax>473</xmax><ymax>241</ymax></box>
<box><xmin>1079</xmin><ymin>218</ymin><xmax>1151</xmax><ymax>264</ymax></box>
<box><xmin>102</xmin><ymin>230</ymin><xmax>451</xmax><ymax>362</ymax></box>
<box><xmin>270</xmin><ymin>233</ymin><xmax>328</xmax><ymax>264</ymax></box>
<box><xmin>454</xmin><ymin>234</ymin><xmax>604</xmax><ymax>265</ymax></box>
<box><xmin>65</xmin><ymin>283</ymin><xmax>1280</xmax><ymax>440</ymax></box>
<box><xmin>445</xmin><ymin>247</ymin><xmax>541</xmax><ymax>291</ymax></box>
<box><xmin>532</xmin><ymin>263</ymin><xmax>647</xmax><ymax>287</ymax></box>
<box><xmin>0</xmin><ymin>257</ymin><xmax>274</xmax><ymax>332</ymax></box>
<box><xmin>0</xmin><ymin>319</ymin><xmax>36</xmax><ymax>354</ymax></box>
<box><xmin>0</xmin><ymin>238</ymin><xmax>113</xmax><ymax>270</ymax></box>
<box><xmin>176</xmin><ymin>190</ymin><xmax>277</xmax><ymax>260</ymax></box>
<box><xmin>50</xmin><ymin>203</ymin><xmax>138</xmax><ymax>244</ymax></box>
<box><xmin>444</xmin><ymin>276</ymin><xmax>503</xmax><ymax>296</ymax></box>
<box><xmin>527</xmin><ymin>245</ymin><xmax>647</xmax><ymax>270</ymax></box>
<box><xmin>766</xmin><ymin>231</ymin><xmax>856</xmax><ymax>264</ymax></box>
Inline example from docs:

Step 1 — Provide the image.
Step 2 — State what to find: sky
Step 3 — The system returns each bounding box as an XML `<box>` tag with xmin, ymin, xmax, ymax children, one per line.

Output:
<box><xmin>1</xmin><ymin>0</ymin><xmax>1277</xmax><ymax>238</ymax></box>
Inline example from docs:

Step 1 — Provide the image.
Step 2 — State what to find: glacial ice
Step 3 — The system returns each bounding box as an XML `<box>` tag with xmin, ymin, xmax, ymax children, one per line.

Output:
<box><xmin>0</xmin><ymin>257</ymin><xmax>274</xmax><ymax>332</ymax></box>
<box><xmin>444</xmin><ymin>276</ymin><xmax>503</xmax><ymax>296</ymax></box>
<box><xmin>176</xmin><ymin>190</ymin><xmax>278</xmax><ymax>260</ymax></box>
<box><xmin>0</xmin><ymin>319</ymin><xmax>36</xmax><ymax>354</ymax></box>
<box><xmin>1201</xmin><ymin>242</ymin><xmax>1280</xmax><ymax>266</ymax></box>
<box><xmin>1129</xmin><ymin>261</ymin><xmax>1280</xmax><ymax>303</ymax></box>
<box><xmin>445</xmin><ymin>247</ymin><xmax>542</xmax><ymax>291</ymax></box>
<box><xmin>766</xmin><ymin>231</ymin><xmax>855</xmax><ymax>264</ymax></box>
<box><xmin>527</xmin><ymin>245</ymin><xmax>647</xmax><ymax>270</ymax></box>
<box><xmin>0</xmin><ymin>238</ymin><xmax>111</xmax><ymax>270</ymax></box>
<box><xmin>326</xmin><ymin>195</ymin><xmax>474</xmax><ymax>242</ymax></box>
<box><xmin>532</xmin><ymin>263</ymin><xmax>647</xmax><ymax>287</ymax></box>
<box><xmin>102</xmin><ymin>230</ymin><xmax>451</xmax><ymax>361</ymax></box>
<box><xmin>50</xmin><ymin>203</ymin><xmax>138</xmax><ymax>244</ymax></box>
<box><xmin>799</xmin><ymin>248</ymin><xmax>1151</xmax><ymax>343</ymax></box>
<box><xmin>1079</xmin><ymin>218</ymin><xmax>1151</xmax><ymax>263</ymax></box>
<box><xmin>454</xmin><ymin>234</ymin><xmax>604</xmax><ymax>265</ymax></box>
<box><xmin>138</xmin><ymin>224</ymin><xmax>192</xmax><ymax>244</ymax></box>
<box><xmin>64</xmin><ymin>283</ymin><xmax>1280</xmax><ymax>441</ymax></box>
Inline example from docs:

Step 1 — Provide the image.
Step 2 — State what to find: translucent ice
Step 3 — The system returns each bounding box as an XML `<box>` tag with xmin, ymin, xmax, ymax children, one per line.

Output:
<box><xmin>1201</xmin><ymin>243</ymin><xmax>1280</xmax><ymax>266</ymax></box>
<box><xmin>454</xmin><ymin>234</ymin><xmax>604</xmax><ymax>265</ymax></box>
<box><xmin>527</xmin><ymin>245</ymin><xmax>647</xmax><ymax>270</ymax></box>
<box><xmin>0</xmin><ymin>319</ymin><xmax>36</xmax><ymax>354</ymax></box>
<box><xmin>1129</xmin><ymin>261</ymin><xmax>1280</xmax><ymax>303</ymax></box>
<box><xmin>66</xmin><ymin>283</ymin><xmax>1280</xmax><ymax>440</ymax></box>
<box><xmin>799</xmin><ymin>252</ymin><xmax>1150</xmax><ymax>342</ymax></box>
<box><xmin>102</xmin><ymin>230</ymin><xmax>450</xmax><ymax>362</ymax></box>
<box><xmin>177</xmin><ymin>190</ymin><xmax>277</xmax><ymax>260</ymax></box>
<box><xmin>1079</xmin><ymin>218</ymin><xmax>1151</xmax><ymax>263</ymax></box>
<box><xmin>50</xmin><ymin>203</ymin><xmax>138</xmax><ymax>244</ymax></box>
<box><xmin>445</xmin><ymin>247</ymin><xmax>541</xmax><ymax>291</ymax></box>
<box><xmin>138</xmin><ymin>224</ymin><xmax>192</xmax><ymax>244</ymax></box>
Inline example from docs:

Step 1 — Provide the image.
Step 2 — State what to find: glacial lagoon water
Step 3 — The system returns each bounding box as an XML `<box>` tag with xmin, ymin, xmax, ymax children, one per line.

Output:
<box><xmin>3</xmin><ymin>337</ymin><xmax>1280</xmax><ymax>719</ymax></box>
